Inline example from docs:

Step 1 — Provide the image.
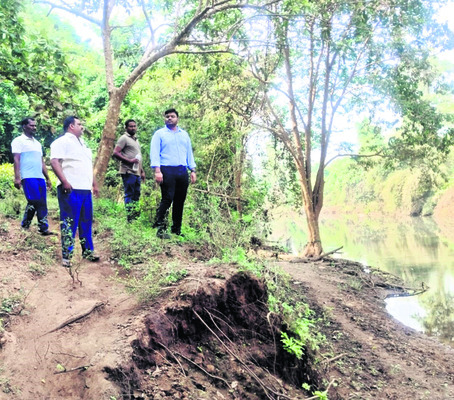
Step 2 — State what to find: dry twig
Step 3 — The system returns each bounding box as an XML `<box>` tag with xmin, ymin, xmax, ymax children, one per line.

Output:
<box><xmin>41</xmin><ymin>301</ymin><xmax>105</xmax><ymax>336</ymax></box>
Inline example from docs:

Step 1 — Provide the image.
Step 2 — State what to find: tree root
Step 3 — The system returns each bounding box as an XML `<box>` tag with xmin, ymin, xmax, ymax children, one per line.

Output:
<box><xmin>174</xmin><ymin>350</ymin><xmax>232</xmax><ymax>390</ymax></box>
<box><xmin>290</xmin><ymin>246</ymin><xmax>343</xmax><ymax>263</ymax></box>
<box><xmin>41</xmin><ymin>301</ymin><xmax>105</xmax><ymax>336</ymax></box>
<box><xmin>194</xmin><ymin>309</ymin><xmax>308</xmax><ymax>400</ymax></box>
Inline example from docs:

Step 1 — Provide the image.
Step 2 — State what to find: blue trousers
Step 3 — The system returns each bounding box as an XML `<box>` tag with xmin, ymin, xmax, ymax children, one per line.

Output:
<box><xmin>21</xmin><ymin>178</ymin><xmax>49</xmax><ymax>232</ymax></box>
<box><xmin>155</xmin><ymin>166</ymin><xmax>189</xmax><ymax>233</ymax></box>
<box><xmin>57</xmin><ymin>186</ymin><xmax>94</xmax><ymax>260</ymax></box>
<box><xmin>121</xmin><ymin>174</ymin><xmax>141</xmax><ymax>221</ymax></box>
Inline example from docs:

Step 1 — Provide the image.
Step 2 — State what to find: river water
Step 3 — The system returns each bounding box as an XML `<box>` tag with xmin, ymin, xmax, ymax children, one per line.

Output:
<box><xmin>269</xmin><ymin>209</ymin><xmax>454</xmax><ymax>347</ymax></box>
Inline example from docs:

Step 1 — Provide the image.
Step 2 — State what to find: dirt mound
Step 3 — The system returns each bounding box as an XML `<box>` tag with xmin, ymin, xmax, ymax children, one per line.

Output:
<box><xmin>105</xmin><ymin>272</ymin><xmax>319</xmax><ymax>399</ymax></box>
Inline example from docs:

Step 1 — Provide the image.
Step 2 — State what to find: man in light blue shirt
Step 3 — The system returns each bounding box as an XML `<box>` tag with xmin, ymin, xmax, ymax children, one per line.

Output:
<box><xmin>150</xmin><ymin>108</ymin><xmax>196</xmax><ymax>238</ymax></box>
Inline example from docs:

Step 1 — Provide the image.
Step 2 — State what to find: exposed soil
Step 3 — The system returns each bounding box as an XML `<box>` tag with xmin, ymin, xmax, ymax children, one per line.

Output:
<box><xmin>0</xmin><ymin>215</ymin><xmax>453</xmax><ymax>400</ymax></box>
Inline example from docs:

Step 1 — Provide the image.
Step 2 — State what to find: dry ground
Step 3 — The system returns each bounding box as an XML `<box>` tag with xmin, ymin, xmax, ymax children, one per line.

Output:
<box><xmin>0</xmin><ymin>215</ymin><xmax>453</xmax><ymax>399</ymax></box>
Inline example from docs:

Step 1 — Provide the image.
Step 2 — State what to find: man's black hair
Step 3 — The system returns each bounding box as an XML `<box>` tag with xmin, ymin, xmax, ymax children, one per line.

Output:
<box><xmin>125</xmin><ymin>119</ymin><xmax>136</xmax><ymax>128</ymax></box>
<box><xmin>20</xmin><ymin>117</ymin><xmax>35</xmax><ymax>127</ymax></box>
<box><xmin>63</xmin><ymin>116</ymin><xmax>79</xmax><ymax>132</ymax></box>
<box><xmin>164</xmin><ymin>108</ymin><xmax>178</xmax><ymax>117</ymax></box>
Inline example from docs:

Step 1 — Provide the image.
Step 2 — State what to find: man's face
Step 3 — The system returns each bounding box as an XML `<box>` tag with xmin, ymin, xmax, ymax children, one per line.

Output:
<box><xmin>23</xmin><ymin>120</ymin><xmax>37</xmax><ymax>137</ymax></box>
<box><xmin>165</xmin><ymin>112</ymin><xmax>178</xmax><ymax>128</ymax></box>
<box><xmin>70</xmin><ymin>119</ymin><xmax>84</xmax><ymax>137</ymax></box>
<box><xmin>126</xmin><ymin>122</ymin><xmax>137</xmax><ymax>135</ymax></box>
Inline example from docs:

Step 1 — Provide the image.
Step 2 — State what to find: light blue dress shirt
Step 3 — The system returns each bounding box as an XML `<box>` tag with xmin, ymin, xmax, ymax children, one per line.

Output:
<box><xmin>150</xmin><ymin>126</ymin><xmax>196</xmax><ymax>170</ymax></box>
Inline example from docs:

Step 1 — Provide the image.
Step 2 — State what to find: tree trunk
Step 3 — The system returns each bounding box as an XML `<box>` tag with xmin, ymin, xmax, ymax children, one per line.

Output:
<box><xmin>296</xmin><ymin>160</ymin><xmax>323</xmax><ymax>257</ymax></box>
<box><xmin>302</xmin><ymin>202</ymin><xmax>323</xmax><ymax>257</ymax></box>
<box><xmin>93</xmin><ymin>91</ymin><xmax>125</xmax><ymax>186</ymax></box>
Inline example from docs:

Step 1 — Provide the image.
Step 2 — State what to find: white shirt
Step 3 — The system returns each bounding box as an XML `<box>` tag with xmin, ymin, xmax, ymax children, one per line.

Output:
<box><xmin>11</xmin><ymin>134</ymin><xmax>45</xmax><ymax>180</ymax></box>
<box><xmin>50</xmin><ymin>132</ymin><xmax>93</xmax><ymax>190</ymax></box>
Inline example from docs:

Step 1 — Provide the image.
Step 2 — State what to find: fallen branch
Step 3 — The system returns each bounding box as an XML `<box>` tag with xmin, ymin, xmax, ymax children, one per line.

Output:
<box><xmin>54</xmin><ymin>364</ymin><xmax>91</xmax><ymax>374</ymax></box>
<box><xmin>193</xmin><ymin>188</ymin><xmax>246</xmax><ymax>202</ymax></box>
<box><xmin>41</xmin><ymin>301</ymin><xmax>105</xmax><ymax>336</ymax></box>
<box><xmin>322</xmin><ymin>353</ymin><xmax>347</xmax><ymax>364</ymax></box>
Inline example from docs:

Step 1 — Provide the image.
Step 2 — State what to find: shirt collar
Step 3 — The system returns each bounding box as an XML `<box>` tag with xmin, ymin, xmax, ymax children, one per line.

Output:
<box><xmin>21</xmin><ymin>134</ymin><xmax>36</xmax><ymax>141</ymax></box>
<box><xmin>126</xmin><ymin>132</ymin><xmax>137</xmax><ymax>140</ymax></box>
<box><xmin>165</xmin><ymin>126</ymin><xmax>181</xmax><ymax>133</ymax></box>
<box><xmin>64</xmin><ymin>131</ymin><xmax>85</xmax><ymax>145</ymax></box>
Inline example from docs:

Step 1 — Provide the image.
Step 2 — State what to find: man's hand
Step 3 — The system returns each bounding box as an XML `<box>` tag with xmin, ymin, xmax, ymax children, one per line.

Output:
<box><xmin>14</xmin><ymin>178</ymin><xmax>21</xmax><ymax>190</ymax></box>
<box><xmin>141</xmin><ymin>171</ymin><xmax>146</xmax><ymax>183</ymax></box>
<box><xmin>46</xmin><ymin>179</ymin><xmax>52</xmax><ymax>190</ymax></box>
<box><xmin>155</xmin><ymin>171</ymin><xmax>163</xmax><ymax>184</ymax></box>
<box><xmin>62</xmin><ymin>181</ymin><xmax>73</xmax><ymax>194</ymax></box>
<box><xmin>190</xmin><ymin>171</ymin><xmax>196</xmax><ymax>184</ymax></box>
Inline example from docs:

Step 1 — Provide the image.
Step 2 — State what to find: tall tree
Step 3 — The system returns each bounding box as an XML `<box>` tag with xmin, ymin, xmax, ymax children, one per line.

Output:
<box><xmin>0</xmin><ymin>0</ymin><xmax>78</xmax><ymax>161</ymax></box>
<box><xmin>37</xmin><ymin>0</ymin><xmax>271</xmax><ymax>185</ymax></box>
<box><xmin>247</xmin><ymin>0</ymin><xmax>454</xmax><ymax>257</ymax></box>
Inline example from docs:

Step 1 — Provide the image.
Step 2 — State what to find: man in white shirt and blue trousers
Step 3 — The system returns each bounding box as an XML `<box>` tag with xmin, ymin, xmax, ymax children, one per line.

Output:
<box><xmin>150</xmin><ymin>108</ymin><xmax>196</xmax><ymax>239</ymax></box>
<box><xmin>11</xmin><ymin>117</ymin><xmax>53</xmax><ymax>235</ymax></box>
<box><xmin>50</xmin><ymin>116</ymin><xmax>100</xmax><ymax>267</ymax></box>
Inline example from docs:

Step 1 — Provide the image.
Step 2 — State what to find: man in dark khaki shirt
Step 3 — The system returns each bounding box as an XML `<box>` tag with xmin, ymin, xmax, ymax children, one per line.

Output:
<box><xmin>113</xmin><ymin>119</ymin><xmax>146</xmax><ymax>222</ymax></box>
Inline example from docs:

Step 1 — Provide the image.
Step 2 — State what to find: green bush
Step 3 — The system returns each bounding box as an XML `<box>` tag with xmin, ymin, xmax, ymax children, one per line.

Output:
<box><xmin>0</xmin><ymin>164</ymin><xmax>14</xmax><ymax>199</ymax></box>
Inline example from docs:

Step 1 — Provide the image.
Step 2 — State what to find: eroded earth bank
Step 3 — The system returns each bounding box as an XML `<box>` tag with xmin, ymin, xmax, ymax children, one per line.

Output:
<box><xmin>0</xmin><ymin>217</ymin><xmax>453</xmax><ymax>399</ymax></box>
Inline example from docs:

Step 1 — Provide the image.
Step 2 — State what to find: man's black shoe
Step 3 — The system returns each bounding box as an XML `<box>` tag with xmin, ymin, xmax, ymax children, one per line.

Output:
<box><xmin>39</xmin><ymin>230</ymin><xmax>55</xmax><ymax>236</ymax></box>
<box><xmin>83</xmin><ymin>252</ymin><xmax>100</xmax><ymax>262</ymax></box>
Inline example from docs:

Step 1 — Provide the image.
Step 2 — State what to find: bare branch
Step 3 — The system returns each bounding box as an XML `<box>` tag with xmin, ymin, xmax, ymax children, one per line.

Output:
<box><xmin>324</xmin><ymin>150</ymin><xmax>384</xmax><ymax>167</ymax></box>
<box><xmin>37</xmin><ymin>0</ymin><xmax>102</xmax><ymax>26</ymax></box>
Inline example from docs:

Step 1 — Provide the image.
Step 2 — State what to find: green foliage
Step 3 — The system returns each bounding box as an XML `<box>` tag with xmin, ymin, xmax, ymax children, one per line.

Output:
<box><xmin>325</xmin><ymin>152</ymin><xmax>445</xmax><ymax>216</ymax></box>
<box><xmin>253</xmin><ymin>266</ymin><xmax>326</xmax><ymax>360</ymax></box>
<box><xmin>1</xmin><ymin>293</ymin><xmax>24</xmax><ymax>315</ymax></box>
<box><xmin>164</xmin><ymin>268</ymin><xmax>188</xmax><ymax>283</ymax></box>
<box><xmin>0</xmin><ymin>164</ymin><xmax>14</xmax><ymax>199</ymax></box>
<box><xmin>281</xmin><ymin>331</ymin><xmax>304</xmax><ymax>359</ymax></box>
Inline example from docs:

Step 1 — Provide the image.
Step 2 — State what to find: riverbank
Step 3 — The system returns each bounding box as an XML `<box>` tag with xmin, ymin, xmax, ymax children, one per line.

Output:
<box><xmin>280</xmin><ymin>258</ymin><xmax>454</xmax><ymax>399</ymax></box>
<box><xmin>0</xmin><ymin>215</ymin><xmax>453</xmax><ymax>399</ymax></box>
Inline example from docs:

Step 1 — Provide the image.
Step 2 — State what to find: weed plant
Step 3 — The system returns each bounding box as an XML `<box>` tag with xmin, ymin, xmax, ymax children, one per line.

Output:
<box><xmin>241</xmin><ymin>262</ymin><xmax>327</xmax><ymax>359</ymax></box>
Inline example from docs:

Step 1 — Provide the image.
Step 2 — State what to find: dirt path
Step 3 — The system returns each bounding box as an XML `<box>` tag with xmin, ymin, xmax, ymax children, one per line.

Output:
<box><xmin>1</xmin><ymin>215</ymin><xmax>454</xmax><ymax>399</ymax></box>
<box><xmin>0</xmin><ymin>220</ymin><xmax>144</xmax><ymax>399</ymax></box>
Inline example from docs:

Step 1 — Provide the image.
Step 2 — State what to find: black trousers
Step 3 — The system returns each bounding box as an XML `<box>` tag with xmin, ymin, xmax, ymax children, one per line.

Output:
<box><xmin>155</xmin><ymin>166</ymin><xmax>189</xmax><ymax>232</ymax></box>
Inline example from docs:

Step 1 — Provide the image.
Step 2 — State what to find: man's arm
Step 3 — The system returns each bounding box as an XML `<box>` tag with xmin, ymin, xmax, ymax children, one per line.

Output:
<box><xmin>113</xmin><ymin>145</ymin><xmax>139</xmax><ymax>164</ymax></box>
<box><xmin>42</xmin><ymin>158</ymin><xmax>52</xmax><ymax>190</ymax></box>
<box><xmin>186</xmin><ymin>134</ymin><xmax>197</xmax><ymax>184</ymax></box>
<box><xmin>150</xmin><ymin>132</ymin><xmax>163</xmax><ymax>184</ymax></box>
<box><xmin>50</xmin><ymin>158</ymin><xmax>72</xmax><ymax>192</ymax></box>
<box><xmin>13</xmin><ymin>153</ymin><xmax>21</xmax><ymax>189</ymax></box>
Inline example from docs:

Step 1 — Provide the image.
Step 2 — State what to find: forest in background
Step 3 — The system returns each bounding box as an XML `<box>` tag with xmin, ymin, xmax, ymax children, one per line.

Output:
<box><xmin>1</xmin><ymin>0</ymin><xmax>454</xmax><ymax>255</ymax></box>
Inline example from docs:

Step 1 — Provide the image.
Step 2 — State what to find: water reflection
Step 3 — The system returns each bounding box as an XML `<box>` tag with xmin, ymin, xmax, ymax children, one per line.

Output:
<box><xmin>269</xmin><ymin>210</ymin><xmax>454</xmax><ymax>346</ymax></box>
